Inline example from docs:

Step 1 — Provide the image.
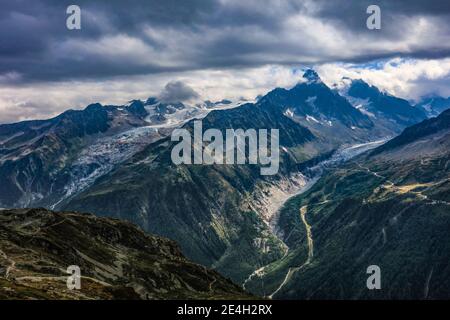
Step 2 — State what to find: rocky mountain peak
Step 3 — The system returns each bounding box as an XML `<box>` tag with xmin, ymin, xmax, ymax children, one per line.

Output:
<box><xmin>303</xmin><ymin>69</ymin><xmax>321</xmax><ymax>83</ymax></box>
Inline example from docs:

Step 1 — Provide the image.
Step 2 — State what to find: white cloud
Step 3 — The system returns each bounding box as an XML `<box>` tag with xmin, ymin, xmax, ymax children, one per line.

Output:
<box><xmin>317</xmin><ymin>58</ymin><xmax>450</xmax><ymax>100</ymax></box>
<box><xmin>1</xmin><ymin>58</ymin><xmax>450</xmax><ymax>123</ymax></box>
<box><xmin>0</xmin><ymin>65</ymin><xmax>304</xmax><ymax>123</ymax></box>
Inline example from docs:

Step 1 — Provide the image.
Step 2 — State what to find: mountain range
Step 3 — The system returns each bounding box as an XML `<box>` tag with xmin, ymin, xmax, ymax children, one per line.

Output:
<box><xmin>417</xmin><ymin>96</ymin><xmax>450</xmax><ymax>118</ymax></box>
<box><xmin>0</xmin><ymin>69</ymin><xmax>448</xmax><ymax>299</ymax></box>
<box><xmin>56</xmin><ymin>70</ymin><xmax>411</xmax><ymax>282</ymax></box>
<box><xmin>344</xmin><ymin>78</ymin><xmax>427</xmax><ymax>127</ymax></box>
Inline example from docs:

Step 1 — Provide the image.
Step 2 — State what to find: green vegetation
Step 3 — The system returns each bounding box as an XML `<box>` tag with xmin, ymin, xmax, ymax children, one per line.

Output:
<box><xmin>0</xmin><ymin>208</ymin><xmax>251</xmax><ymax>300</ymax></box>
<box><xmin>245</xmin><ymin>115</ymin><xmax>450</xmax><ymax>299</ymax></box>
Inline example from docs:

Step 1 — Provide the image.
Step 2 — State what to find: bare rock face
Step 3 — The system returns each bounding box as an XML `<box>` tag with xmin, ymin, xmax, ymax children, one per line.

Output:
<box><xmin>0</xmin><ymin>208</ymin><xmax>250</xmax><ymax>300</ymax></box>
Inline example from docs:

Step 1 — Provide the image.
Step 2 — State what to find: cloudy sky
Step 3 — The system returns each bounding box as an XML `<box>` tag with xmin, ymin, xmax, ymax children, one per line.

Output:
<box><xmin>1</xmin><ymin>0</ymin><xmax>450</xmax><ymax>123</ymax></box>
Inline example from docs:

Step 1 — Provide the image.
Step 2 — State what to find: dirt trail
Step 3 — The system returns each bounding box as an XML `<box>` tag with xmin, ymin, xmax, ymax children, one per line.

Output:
<box><xmin>357</xmin><ymin>163</ymin><xmax>450</xmax><ymax>205</ymax></box>
<box><xmin>0</xmin><ymin>249</ymin><xmax>16</xmax><ymax>279</ymax></box>
<box><xmin>242</xmin><ymin>140</ymin><xmax>388</xmax><ymax>295</ymax></box>
<box><xmin>242</xmin><ymin>265</ymin><xmax>268</xmax><ymax>291</ymax></box>
<box><xmin>269</xmin><ymin>205</ymin><xmax>313</xmax><ymax>299</ymax></box>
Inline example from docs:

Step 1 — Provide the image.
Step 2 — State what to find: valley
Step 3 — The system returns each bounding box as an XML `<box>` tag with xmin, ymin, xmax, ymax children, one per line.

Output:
<box><xmin>2</xmin><ymin>0</ymin><xmax>450</xmax><ymax>303</ymax></box>
<box><xmin>0</xmin><ymin>69</ymin><xmax>448</xmax><ymax>300</ymax></box>
<box><xmin>245</xmin><ymin>109</ymin><xmax>450</xmax><ymax>299</ymax></box>
<box><xmin>59</xmin><ymin>92</ymin><xmax>391</xmax><ymax>284</ymax></box>
<box><xmin>242</xmin><ymin>138</ymin><xmax>388</xmax><ymax>297</ymax></box>
<box><xmin>269</xmin><ymin>205</ymin><xmax>313</xmax><ymax>299</ymax></box>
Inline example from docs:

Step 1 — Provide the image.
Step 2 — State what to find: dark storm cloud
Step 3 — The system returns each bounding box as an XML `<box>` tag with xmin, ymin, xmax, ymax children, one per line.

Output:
<box><xmin>312</xmin><ymin>0</ymin><xmax>450</xmax><ymax>40</ymax></box>
<box><xmin>159</xmin><ymin>81</ymin><xmax>200</xmax><ymax>102</ymax></box>
<box><xmin>1</xmin><ymin>0</ymin><xmax>450</xmax><ymax>84</ymax></box>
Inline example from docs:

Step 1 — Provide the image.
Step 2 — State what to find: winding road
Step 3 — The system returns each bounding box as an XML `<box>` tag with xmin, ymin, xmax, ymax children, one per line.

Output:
<box><xmin>242</xmin><ymin>265</ymin><xmax>268</xmax><ymax>291</ymax></box>
<box><xmin>269</xmin><ymin>205</ymin><xmax>314</xmax><ymax>299</ymax></box>
<box><xmin>242</xmin><ymin>139</ymin><xmax>389</xmax><ymax>296</ymax></box>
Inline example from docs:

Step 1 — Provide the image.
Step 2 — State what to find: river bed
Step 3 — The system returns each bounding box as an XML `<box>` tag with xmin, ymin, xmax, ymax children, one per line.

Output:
<box><xmin>265</xmin><ymin>138</ymin><xmax>389</xmax><ymax>239</ymax></box>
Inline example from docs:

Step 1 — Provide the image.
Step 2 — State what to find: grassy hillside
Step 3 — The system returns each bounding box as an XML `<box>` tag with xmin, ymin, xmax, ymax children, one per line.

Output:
<box><xmin>246</xmin><ymin>112</ymin><xmax>450</xmax><ymax>299</ymax></box>
<box><xmin>0</xmin><ymin>208</ymin><xmax>251</xmax><ymax>300</ymax></box>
